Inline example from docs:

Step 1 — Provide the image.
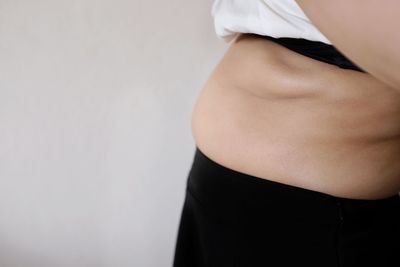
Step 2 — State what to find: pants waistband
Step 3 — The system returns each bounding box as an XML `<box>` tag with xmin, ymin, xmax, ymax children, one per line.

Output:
<box><xmin>187</xmin><ymin>147</ymin><xmax>400</xmax><ymax>224</ymax></box>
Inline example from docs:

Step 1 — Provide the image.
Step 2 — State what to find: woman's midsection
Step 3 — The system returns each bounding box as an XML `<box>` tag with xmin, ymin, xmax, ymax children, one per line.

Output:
<box><xmin>191</xmin><ymin>33</ymin><xmax>400</xmax><ymax>200</ymax></box>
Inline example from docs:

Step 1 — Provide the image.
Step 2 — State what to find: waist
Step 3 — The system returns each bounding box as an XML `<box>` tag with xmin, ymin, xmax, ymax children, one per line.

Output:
<box><xmin>188</xmin><ymin>146</ymin><xmax>400</xmax><ymax>216</ymax></box>
<box><xmin>191</xmin><ymin>33</ymin><xmax>400</xmax><ymax>199</ymax></box>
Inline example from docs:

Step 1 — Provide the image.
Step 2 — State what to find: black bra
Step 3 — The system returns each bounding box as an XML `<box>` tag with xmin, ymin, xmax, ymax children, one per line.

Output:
<box><xmin>260</xmin><ymin>35</ymin><xmax>366</xmax><ymax>73</ymax></box>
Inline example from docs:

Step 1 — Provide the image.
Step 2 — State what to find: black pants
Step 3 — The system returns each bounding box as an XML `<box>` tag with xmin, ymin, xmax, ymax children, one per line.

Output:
<box><xmin>173</xmin><ymin>147</ymin><xmax>400</xmax><ymax>267</ymax></box>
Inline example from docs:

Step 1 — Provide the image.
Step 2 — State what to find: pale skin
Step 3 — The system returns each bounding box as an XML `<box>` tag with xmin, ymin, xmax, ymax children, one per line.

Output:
<box><xmin>295</xmin><ymin>0</ymin><xmax>400</xmax><ymax>91</ymax></box>
<box><xmin>191</xmin><ymin>2</ymin><xmax>400</xmax><ymax>200</ymax></box>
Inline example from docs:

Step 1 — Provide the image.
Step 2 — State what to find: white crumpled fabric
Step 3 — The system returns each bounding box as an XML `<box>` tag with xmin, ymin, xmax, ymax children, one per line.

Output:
<box><xmin>211</xmin><ymin>0</ymin><xmax>332</xmax><ymax>44</ymax></box>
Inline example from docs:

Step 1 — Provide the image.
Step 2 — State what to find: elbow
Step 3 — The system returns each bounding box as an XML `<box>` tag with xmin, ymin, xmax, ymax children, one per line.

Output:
<box><xmin>357</xmin><ymin>60</ymin><xmax>400</xmax><ymax>93</ymax></box>
<box><xmin>373</xmin><ymin>71</ymin><xmax>400</xmax><ymax>94</ymax></box>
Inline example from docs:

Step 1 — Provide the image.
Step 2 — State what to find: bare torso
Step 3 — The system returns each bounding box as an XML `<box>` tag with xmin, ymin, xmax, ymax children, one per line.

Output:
<box><xmin>191</xmin><ymin>33</ymin><xmax>400</xmax><ymax>200</ymax></box>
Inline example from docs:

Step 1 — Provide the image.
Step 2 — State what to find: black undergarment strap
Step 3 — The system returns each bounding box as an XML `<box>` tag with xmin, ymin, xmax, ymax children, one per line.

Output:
<box><xmin>261</xmin><ymin>35</ymin><xmax>366</xmax><ymax>73</ymax></box>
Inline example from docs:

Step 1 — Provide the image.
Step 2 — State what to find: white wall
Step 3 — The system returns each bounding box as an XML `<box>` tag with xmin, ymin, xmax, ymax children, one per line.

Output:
<box><xmin>0</xmin><ymin>1</ymin><xmax>227</xmax><ymax>266</ymax></box>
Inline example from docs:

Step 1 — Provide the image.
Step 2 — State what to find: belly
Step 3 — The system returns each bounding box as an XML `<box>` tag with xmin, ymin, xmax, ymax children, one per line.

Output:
<box><xmin>191</xmin><ymin>33</ymin><xmax>400</xmax><ymax>200</ymax></box>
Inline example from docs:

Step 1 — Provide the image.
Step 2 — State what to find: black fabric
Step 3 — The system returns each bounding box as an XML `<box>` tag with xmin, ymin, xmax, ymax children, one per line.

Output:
<box><xmin>173</xmin><ymin>147</ymin><xmax>400</xmax><ymax>267</ymax></box>
<box><xmin>260</xmin><ymin>35</ymin><xmax>366</xmax><ymax>73</ymax></box>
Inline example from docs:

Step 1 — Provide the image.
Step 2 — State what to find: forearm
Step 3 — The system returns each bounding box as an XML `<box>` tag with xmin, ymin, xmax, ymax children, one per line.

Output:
<box><xmin>295</xmin><ymin>0</ymin><xmax>400</xmax><ymax>90</ymax></box>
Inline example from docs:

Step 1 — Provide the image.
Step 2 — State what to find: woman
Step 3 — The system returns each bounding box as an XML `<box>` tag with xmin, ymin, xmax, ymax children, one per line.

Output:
<box><xmin>173</xmin><ymin>1</ymin><xmax>400</xmax><ymax>266</ymax></box>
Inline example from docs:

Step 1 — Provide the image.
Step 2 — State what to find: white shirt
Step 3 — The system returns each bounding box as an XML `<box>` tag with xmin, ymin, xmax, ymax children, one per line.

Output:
<box><xmin>212</xmin><ymin>0</ymin><xmax>332</xmax><ymax>44</ymax></box>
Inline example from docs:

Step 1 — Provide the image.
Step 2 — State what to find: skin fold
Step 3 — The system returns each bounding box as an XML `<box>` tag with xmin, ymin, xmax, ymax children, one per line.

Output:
<box><xmin>192</xmin><ymin>34</ymin><xmax>400</xmax><ymax>200</ymax></box>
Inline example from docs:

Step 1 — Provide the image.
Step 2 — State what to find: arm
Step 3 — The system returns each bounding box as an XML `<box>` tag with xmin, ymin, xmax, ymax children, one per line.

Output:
<box><xmin>295</xmin><ymin>0</ymin><xmax>400</xmax><ymax>90</ymax></box>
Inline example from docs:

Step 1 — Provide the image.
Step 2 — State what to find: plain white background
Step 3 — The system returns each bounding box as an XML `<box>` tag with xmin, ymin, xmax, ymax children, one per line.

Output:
<box><xmin>0</xmin><ymin>0</ymin><xmax>228</xmax><ymax>266</ymax></box>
